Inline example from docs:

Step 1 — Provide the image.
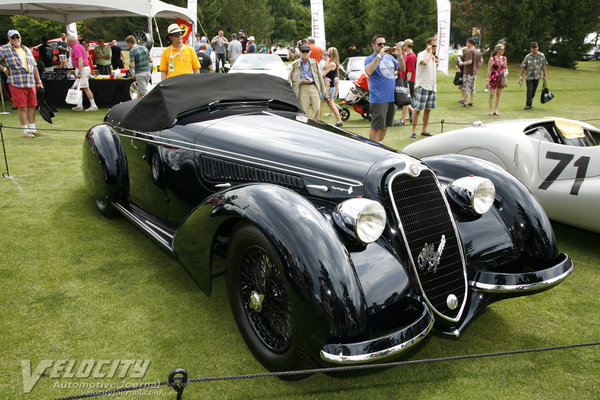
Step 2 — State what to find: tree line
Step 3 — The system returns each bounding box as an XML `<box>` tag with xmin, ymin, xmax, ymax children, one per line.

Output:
<box><xmin>1</xmin><ymin>0</ymin><xmax>598</xmax><ymax>68</ymax></box>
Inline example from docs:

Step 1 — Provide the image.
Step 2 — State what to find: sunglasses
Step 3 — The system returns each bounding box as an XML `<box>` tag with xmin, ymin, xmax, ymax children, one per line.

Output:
<box><xmin>300</xmin><ymin>50</ymin><xmax>310</xmax><ymax>53</ymax></box>
<box><xmin>170</xmin><ymin>33</ymin><xmax>182</xmax><ymax>37</ymax></box>
<box><xmin>376</xmin><ymin>42</ymin><xmax>386</xmax><ymax>46</ymax></box>
<box><xmin>431</xmin><ymin>45</ymin><xmax>437</xmax><ymax>48</ymax></box>
<box><xmin>10</xmin><ymin>35</ymin><xmax>20</xmax><ymax>39</ymax></box>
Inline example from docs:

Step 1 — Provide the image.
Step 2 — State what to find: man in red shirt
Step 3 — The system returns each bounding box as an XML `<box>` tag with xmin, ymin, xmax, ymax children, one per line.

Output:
<box><xmin>395</xmin><ymin>39</ymin><xmax>417</xmax><ymax>125</ymax></box>
<box><xmin>67</xmin><ymin>35</ymin><xmax>97</xmax><ymax>111</ymax></box>
<box><xmin>307</xmin><ymin>37</ymin><xmax>322</xmax><ymax>63</ymax></box>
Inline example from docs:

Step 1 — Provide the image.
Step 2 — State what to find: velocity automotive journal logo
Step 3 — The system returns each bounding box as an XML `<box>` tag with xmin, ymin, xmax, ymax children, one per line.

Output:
<box><xmin>21</xmin><ymin>359</ymin><xmax>151</xmax><ymax>394</ymax></box>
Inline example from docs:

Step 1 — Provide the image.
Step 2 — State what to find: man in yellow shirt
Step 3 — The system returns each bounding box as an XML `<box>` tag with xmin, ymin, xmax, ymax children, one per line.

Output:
<box><xmin>160</xmin><ymin>24</ymin><xmax>200</xmax><ymax>80</ymax></box>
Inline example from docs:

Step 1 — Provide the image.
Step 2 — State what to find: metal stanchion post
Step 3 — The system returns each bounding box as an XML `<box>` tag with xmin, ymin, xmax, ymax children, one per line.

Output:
<box><xmin>1</xmin><ymin>123</ymin><xmax>9</xmax><ymax>177</ymax></box>
<box><xmin>0</xmin><ymin>83</ymin><xmax>11</xmax><ymax>114</ymax></box>
<box><xmin>440</xmin><ymin>119</ymin><xmax>444</xmax><ymax>133</ymax></box>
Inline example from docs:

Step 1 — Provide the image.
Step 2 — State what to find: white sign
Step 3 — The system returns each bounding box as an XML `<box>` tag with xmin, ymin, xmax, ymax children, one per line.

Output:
<box><xmin>436</xmin><ymin>0</ymin><xmax>451</xmax><ymax>75</ymax></box>
<box><xmin>310</xmin><ymin>0</ymin><xmax>326</xmax><ymax>49</ymax></box>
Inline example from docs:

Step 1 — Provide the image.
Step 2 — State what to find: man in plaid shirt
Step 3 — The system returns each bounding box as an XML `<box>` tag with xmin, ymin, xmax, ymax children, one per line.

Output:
<box><xmin>0</xmin><ymin>29</ymin><xmax>46</xmax><ymax>137</ymax></box>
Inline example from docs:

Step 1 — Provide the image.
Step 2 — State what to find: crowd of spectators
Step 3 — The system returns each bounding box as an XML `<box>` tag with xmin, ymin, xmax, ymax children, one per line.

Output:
<box><xmin>0</xmin><ymin>23</ymin><xmax>551</xmax><ymax>139</ymax></box>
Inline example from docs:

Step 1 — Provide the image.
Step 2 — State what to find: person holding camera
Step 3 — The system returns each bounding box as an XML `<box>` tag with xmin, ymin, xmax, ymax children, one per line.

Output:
<box><xmin>364</xmin><ymin>34</ymin><xmax>405</xmax><ymax>142</ymax></box>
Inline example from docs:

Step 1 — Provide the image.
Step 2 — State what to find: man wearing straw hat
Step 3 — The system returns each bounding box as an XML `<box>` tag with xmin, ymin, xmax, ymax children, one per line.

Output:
<box><xmin>0</xmin><ymin>29</ymin><xmax>46</xmax><ymax>137</ymax></box>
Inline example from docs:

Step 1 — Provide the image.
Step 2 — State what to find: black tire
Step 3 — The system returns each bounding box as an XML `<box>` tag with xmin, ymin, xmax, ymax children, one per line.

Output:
<box><xmin>340</xmin><ymin>106</ymin><xmax>350</xmax><ymax>121</ymax></box>
<box><xmin>226</xmin><ymin>223</ymin><xmax>314</xmax><ymax>377</ymax></box>
<box><xmin>94</xmin><ymin>198</ymin><xmax>118</xmax><ymax>219</ymax></box>
<box><xmin>150</xmin><ymin>151</ymin><xmax>162</xmax><ymax>185</ymax></box>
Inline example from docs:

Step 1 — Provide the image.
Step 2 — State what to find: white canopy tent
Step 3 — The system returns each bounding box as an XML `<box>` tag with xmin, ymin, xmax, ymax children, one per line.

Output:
<box><xmin>0</xmin><ymin>0</ymin><xmax>195</xmax><ymax>23</ymax></box>
<box><xmin>0</xmin><ymin>0</ymin><xmax>197</xmax><ymax>43</ymax></box>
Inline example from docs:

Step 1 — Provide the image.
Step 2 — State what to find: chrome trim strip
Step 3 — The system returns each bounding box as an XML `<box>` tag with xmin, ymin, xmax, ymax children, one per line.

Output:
<box><xmin>319</xmin><ymin>308</ymin><xmax>434</xmax><ymax>364</ymax></box>
<box><xmin>469</xmin><ymin>263</ymin><xmax>574</xmax><ymax>293</ymax></box>
<box><xmin>306</xmin><ymin>184</ymin><xmax>329</xmax><ymax>192</ymax></box>
<box><xmin>387</xmin><ymin>165</ymin><xmax>469</xmax><ymax>324</ymax></box>
<box><xmin>115</xmin><ymin>128</ymin><xmax>363</xmax><ymax>188</ymax></box>
<box><xmin>113</xmin><ymin>203</ymin><xmax>174</xmax><ymax>252</ymax></box>
<box><xmin>144</xmin><ymin>219</ymin><xmax>175</xmax><ymax>240</ymax></box>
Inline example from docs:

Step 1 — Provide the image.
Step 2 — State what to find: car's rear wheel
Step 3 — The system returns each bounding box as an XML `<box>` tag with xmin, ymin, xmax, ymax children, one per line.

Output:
<box><xmin>94</xmin><ymin>198</ymin><xmax>118</xmax><ymax>218</ymax></box>
<box><xmin>226</xmin><ymin>223</ymin><xmax>314</xmax><ymax>377</ymax></box>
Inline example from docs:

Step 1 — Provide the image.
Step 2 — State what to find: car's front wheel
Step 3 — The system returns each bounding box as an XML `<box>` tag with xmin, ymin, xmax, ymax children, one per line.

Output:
<box><xmin>226</xmin><ymin>223</ymin><xmax>314</xmax><ymax>376</ymax></box>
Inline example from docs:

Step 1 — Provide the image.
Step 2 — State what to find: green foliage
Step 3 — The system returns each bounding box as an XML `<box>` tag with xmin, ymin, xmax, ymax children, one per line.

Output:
<box><xmin>269</xmin><ymin>0</ymin><xmax>311</xmax><ymax>45</ymax></box>
<box><xmin>10</xmin><ymin>16</ymin><xmax>63</xmax><ymax>44</ymax></box>
<box><xmin>324</xmin><ymin>0</ymin><xmax>369</xmax><ymax>58</ymax></box>
<box><xmin>451</xmin><ymin>0</ymin><xmax>599</xmax><ymax>68</ymax></box>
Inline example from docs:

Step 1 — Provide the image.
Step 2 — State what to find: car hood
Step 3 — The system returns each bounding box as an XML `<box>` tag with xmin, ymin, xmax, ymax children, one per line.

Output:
<box><xmin>190</xmin><ymin>111</ymin><xmax>407</xmax><ymax>198</ymax></box>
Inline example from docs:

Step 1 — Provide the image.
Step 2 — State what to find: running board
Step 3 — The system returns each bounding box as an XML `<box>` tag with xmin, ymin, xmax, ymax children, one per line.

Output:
<box><xmin>113</xmin><ymin>202</ymin><xmax>176</xmax><ymax>255</ymax></box>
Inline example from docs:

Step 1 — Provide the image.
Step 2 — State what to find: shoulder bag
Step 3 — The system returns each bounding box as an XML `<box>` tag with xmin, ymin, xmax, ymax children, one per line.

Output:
<box><xmin>395</xmin><ymin>76</ymin><xmax>411</xmax><ymax>107</ymax></box>
<box><xmin>540</xmin><ymin>81</ymin><xmax>554</xmax><ymax>104</ymax></box>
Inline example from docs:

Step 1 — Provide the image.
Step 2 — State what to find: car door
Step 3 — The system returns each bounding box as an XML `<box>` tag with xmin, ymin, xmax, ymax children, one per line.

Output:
<box><xmin>118</xmin><ymin>128</ymin><xmax>169</xmax><ymax>219</ymax></box>
<box><xmin>158</xmin><ymin>125</ymin><xmax>214</xmax><ymax>224</ymax></box>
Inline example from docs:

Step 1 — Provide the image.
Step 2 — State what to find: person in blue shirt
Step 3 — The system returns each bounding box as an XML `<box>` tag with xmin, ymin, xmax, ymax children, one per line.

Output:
<box><xmin>364</xmin><ymin>34</ymin><xmax>405</xmax><ymax>142</ymax></box>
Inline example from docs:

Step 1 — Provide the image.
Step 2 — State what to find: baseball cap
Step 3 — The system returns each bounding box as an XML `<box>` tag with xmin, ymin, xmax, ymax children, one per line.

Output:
<box><xmin>248</xmin><ymin>36</ymin><xmax>255</xmax><ymax>41</ymax></box>
<box><xmin>167</xmin><ymin>24</ymin><xmax>184</xmax><ymax>35</ymax></box>
<box><xmin>239</xmin><ymin>29</ymin><xmax>245</xmax><ymax>33</ymax></box>
<box><xmin>7</xmin><ymin>29</ymin><xmax>20</xmax><ymax>38</ymax></box>
<box><xmin>299</xmin><ymin>45</ymin><xmax>311</xmax><ymax>52</ymax></box>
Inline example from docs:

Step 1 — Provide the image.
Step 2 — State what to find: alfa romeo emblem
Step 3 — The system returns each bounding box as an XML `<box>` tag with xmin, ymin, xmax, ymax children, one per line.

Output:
<box><xmin>409</xmin><ymin>164</ymin><xmax>419</xmax><ymax>176</ymax></box>
<box><xmin>416</xmin><ymin>235</ymin><xmax>446</xmax><ymax>273</ymax></box>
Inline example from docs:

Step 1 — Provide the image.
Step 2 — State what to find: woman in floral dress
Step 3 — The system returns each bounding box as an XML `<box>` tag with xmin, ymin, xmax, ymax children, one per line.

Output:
<box><xmin>487</xmin><ymin>44</ymin><xmax>507</xmax><ymax>115</ymax></box>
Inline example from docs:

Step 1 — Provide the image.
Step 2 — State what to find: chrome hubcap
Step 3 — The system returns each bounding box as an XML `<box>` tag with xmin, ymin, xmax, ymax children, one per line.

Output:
<box><xmin>249</xmin><ymin>291</ymin><xmax>264</xmax><ymax>313</ymax></box>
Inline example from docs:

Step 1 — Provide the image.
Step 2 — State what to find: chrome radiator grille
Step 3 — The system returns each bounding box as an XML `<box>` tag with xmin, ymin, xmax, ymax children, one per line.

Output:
<box><xmin>389</xmin><ymin>169</ymin><xmax>467</xmax><ymax>322</ymax></box>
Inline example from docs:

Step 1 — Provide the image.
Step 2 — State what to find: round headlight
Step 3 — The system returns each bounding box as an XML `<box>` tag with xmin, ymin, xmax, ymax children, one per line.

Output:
<box><xmin>333</xmin><ymin>198</ymin><xmax>386</xmax><ymax>244</ymax></box>
<box><xmin>471</xmin><ymin>178</ymin><xmax>495</xmax><ymax>214</ymax></box>
<box><xmin>448</xmin><ymin>176</ymin><xmax>495</xmax><ymax>215</ymax></box>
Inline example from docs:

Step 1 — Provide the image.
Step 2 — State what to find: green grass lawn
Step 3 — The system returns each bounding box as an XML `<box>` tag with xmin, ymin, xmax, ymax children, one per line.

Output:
<box><xmin>1</xmin><ymin>61</ymin><xmax>599</xmax><ymax>399</ymax></box>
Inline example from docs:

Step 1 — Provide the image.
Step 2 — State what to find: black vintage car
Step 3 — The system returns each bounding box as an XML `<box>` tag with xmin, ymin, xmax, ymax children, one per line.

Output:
<box><xmin>82</xmin><ymin>74</ymin><xmax>573</xmax><ymax>373</ymax></box>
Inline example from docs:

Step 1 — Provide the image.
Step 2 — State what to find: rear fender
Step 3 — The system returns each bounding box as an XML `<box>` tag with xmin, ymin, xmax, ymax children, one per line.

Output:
<box><xmin>173</xmin><ymin>184</ymin><xmax>368</xmax><ymax>342</ymax></box>
<box><xmin>82</xmin><ymin>124</ymin><xmax>128</xmax><ymax>203</ymax></box>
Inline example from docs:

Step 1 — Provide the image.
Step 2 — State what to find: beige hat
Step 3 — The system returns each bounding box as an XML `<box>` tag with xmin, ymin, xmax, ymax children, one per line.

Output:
<box><xmin>167</xmin><ymin>23</ymin><xmax>184</xmax><ymax>35</ymax></box>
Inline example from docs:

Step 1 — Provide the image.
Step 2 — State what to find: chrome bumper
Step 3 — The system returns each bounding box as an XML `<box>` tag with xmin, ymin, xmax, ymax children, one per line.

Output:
<box><xmin>320</xmin><ymin>305</ymin><xmax>434</xmax><ymax>364</ymax></box>
<box><xmin>469</xmin><ymin>253</ymin><xmax>573</xmax><ymax>293</ymax></box>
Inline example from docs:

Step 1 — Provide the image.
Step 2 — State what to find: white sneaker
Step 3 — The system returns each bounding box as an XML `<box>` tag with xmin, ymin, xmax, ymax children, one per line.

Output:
<box><xmin>85</xmin><ymin>106</ymin><xmax>98</xmax><ymax>112</ymax></box>
<box><xmin>72</xmin><ymin>106</ymin><xmax>84</xmax><ymax>111</ymax></box>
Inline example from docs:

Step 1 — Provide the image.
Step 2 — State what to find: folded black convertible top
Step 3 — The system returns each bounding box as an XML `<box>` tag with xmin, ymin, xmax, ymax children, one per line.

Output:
<box><xmin>105</xmin><ymin>73</ymin><xmax>302</xmax><ymax>132</ymax></box>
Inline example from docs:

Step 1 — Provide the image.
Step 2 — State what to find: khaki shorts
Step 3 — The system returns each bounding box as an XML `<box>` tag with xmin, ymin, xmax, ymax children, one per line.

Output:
<box><xmin>74</xmin><ymin>65</ymin><xmax>91</xmax><ymax>88</ymax></box>
<box><xmin>135</xmin><ymin>71</ymin><xmax>151</xmax><ymax>95</ymax></box>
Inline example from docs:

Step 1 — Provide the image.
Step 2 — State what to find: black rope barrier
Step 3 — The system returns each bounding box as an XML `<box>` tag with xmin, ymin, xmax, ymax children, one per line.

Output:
<box><xmin>0</xmin><ymin>116</ymin><xmax>599</xmax><ymax>136</ymax></box>
<box><xmin>49</xmin><ymin>341</ymin><xmax>600</xmax><ymax>400</ymax></box>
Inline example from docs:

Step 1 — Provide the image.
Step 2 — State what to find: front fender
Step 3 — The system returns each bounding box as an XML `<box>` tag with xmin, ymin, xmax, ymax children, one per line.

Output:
<box><xmin>82</xmin><ymin>124</ymin><xmax>128</xmax><ymax>203</ymax></box>
<box><xmin>173</xmin><ymin>184</ymin><xmax>368</xmax><ymax>343</ymax></box>
<box><xmin>423</xmin><ymin>154</ymin><xmax>559</xmax><ymax>264</ymax></box>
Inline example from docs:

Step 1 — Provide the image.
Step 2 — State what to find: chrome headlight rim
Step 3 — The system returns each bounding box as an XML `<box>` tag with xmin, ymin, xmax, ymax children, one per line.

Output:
<box><xmin>447</xmin><ymin>176</ymin><xmax>495</xmax><ymax>215</ymax></box>
<box><xmin>333</xmin><ymin>198</ymin><xmax>387</xmax><ymax>244</ymax></box>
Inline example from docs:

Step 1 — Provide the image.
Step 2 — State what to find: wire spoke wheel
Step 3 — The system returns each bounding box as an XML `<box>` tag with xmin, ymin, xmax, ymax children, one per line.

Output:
<box><xmin>227</xmin><ymin>223</ymin><xmax>314</xmax><ymax>375</ymax></box>
<box><xmin>240</xmin><ymin>246</ymin><xmax>292</xmax><ymax>352</ymax></box>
